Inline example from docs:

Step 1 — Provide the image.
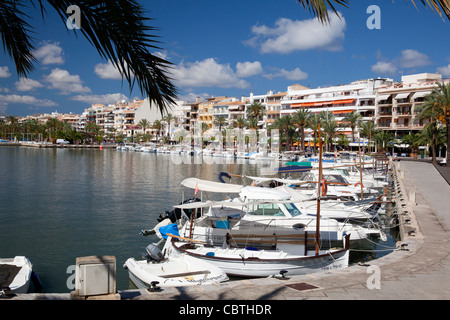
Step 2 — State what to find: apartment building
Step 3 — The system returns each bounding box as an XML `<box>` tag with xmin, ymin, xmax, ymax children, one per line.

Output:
<box><xmin>280</xmin><ymin>78</ymin><xmax>393</xmax><ymax>140</ymax></box>
<box><xmin>375</xmin><ymin>73</ymin><xmax>447</xmax><ymax>138</ymax></box>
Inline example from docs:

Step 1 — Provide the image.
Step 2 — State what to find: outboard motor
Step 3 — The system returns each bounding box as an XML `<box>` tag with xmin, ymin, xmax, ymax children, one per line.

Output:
<box><xmin>157</xmin><ymin>198</ymin><xmax>201</xmax><ymax>223</ymax></box>
<box><xmin>142</xmin><ymin>244</ymin><xmax>163</xmax><ymax>263</ymax></box>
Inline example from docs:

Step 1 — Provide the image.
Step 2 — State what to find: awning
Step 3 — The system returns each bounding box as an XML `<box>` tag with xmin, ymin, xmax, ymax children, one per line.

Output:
<box><xmin>300</xmin><ymin>102</ymin><xmax>316</xmax><ymax>107</ymax></box>
<box><xmin>395</xmin><ymin>93</ymin><xmax>410</xmax><ymax>100</ymax></box>
<box><xmin>412</xmin><ymin>91</ymin><xmax>431</xmax><ymax>99</ymax></box>
<box><xmin>332</xmin><ymin>109</ymin><xmax>354</xmax><ymax>114</ymax></box>
<box><xmin>376</xmin><ymin>94</ymin><xmax>391</xmax><ymax>101</ymax></box>
<box><xmin>181</xmin><ymin>178</ymin><xmax>243</xmax><ymax>193</ymax></box>
<box><xmin>332</xmin><ymin>99</ymin><xmax>354</xmax><ymax>105</ymax></box>
<box><xmin>291</xmin><ymin>103</ymin><xmax>304</xmax><ymax>108</ymax></box>
<box><xmin>314</xmin><ymin>101</ymin><xmax>332</xmax><ymax>106</ymax></box>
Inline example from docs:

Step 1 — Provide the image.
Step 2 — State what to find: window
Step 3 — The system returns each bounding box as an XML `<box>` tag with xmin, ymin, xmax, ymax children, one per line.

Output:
<box><xmin>248</xmin><ymin>203</ymin><xmax>285</xmax><ymax>216</ymax></box>
<box><xmin>285</xmin><ymin>203</ymin><xmax>302</xmax><ymax>217</ymax></box>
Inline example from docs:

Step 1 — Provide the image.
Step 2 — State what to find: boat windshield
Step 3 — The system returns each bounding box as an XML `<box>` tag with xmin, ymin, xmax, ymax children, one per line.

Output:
<box><xmin>284</xmin><ymin>203</ymin><xmax>302</xmax><ymax>217</ymax></box>
<box><xmin>248</xmin><ymin>203</ymin><xmax>285</xmax><ymax>216</ymax></box>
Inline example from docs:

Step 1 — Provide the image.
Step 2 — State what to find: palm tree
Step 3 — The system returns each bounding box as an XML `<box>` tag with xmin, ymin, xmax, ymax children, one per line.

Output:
<box><xmin>374</xmin><ymin>130</ymin><xmax>395</xmax><ymax>152</ymax></box>
<box><xmin>296</xmin><ymin>1</ymin><xmax>450</xmax><ymax>23</ymax></box>
<box><xmin>418</xmin><ymin>82</ymin><xmax>450</xmax><ymax>163</ymax></box>
<box><xmin>235</xmin><ymin>116</ymin><xmax>246</xmax><ymax>129</ymax></box>
<box><xmin>322</xmin><ymin>116</ymin><xmax>339</xmax><ymax>152</ymax></box>
<box><xmin>293</xmin><ymin>109</ymin><xmax>310</xmax><ymax>153</ymax></box>
<box><xmin>401</xmin><ymin>133</ymin><xmax>422</xmax><ymax>159</ymax></box>
<box><xmin>246</xmin><ymin>102</ymin><xmax>265</xmax><ymax>121</ymax></box>
<box><xmin>274</xmin><ymin>116</ymin><xmax>295</xmax><ymax>151</ymax></box>
<box><xmin>0</xmin><ymin>0</ymin><xmax>177</xmax><ymax>113</ymax></box>
<box><xmin>342</xmin><ymin>111</ymin><xmax>362</xmax><ymax>143</ymax></box>
<box><xmin>307</xmin><ymin>114</ymin><xmax>321</xmax><ymax>155</ymax></box>
<box><xmin>163</xmin><ymin>113</ymin><xmax>175</xmax><ymax>138</ymax></box>
<box><xmin>214</xmin><ymin>116</ymin><xmax>228</xmax><ymax>132</ymax></box>
<box><xmin>358</xmin><ymin>120</ymin><xmax>377</xmax><ymax>153</ymax></box>
<box><xmin>152</xmin><ymin>119</ymin><xmax>163</xmax><ymax>140</ymax></box>
<box><xmin>138</xmin><ymin>119</ymin><xmax>151</xmax><ymax>135</ymax></box>
<box><xmin>420</xmin><ymin>124</ymin><xmax>446</xmax><ymax>164</ymax></box>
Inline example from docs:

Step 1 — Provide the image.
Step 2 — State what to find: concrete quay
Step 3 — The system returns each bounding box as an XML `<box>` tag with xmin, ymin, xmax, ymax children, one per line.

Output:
<box><xmin>10</xmin><ymin>160</ymin><xmax>450</xmax><ymax>300</ymax></box>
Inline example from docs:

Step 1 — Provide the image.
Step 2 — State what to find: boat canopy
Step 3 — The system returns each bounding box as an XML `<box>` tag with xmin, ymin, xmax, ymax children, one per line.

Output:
<box><xmin>181</xmin><ymin>178</ymin><xmax>243</xmax><ymax>193</ymax></box>
<box><xmin>245</xmin><ymin>175</ymin><xmax>310</xmax><ymax>186</ymax></box>
<box><xmin>239</xmin><ymin>186</ymin><xmax>291</xmax><ymax>201</ymax></box>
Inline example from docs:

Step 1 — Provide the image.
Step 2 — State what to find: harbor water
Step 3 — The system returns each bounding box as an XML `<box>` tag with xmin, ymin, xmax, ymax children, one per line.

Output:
<box><xmin>0</xmin><ymin>146</ymin><xmax>397</xmax><ymax>293</ymax></box>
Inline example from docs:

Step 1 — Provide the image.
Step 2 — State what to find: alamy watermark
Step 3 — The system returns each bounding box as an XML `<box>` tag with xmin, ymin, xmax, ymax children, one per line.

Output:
<box><xmin>367</xmin><ymin>5</ymin><xmax>381</xmax><ymax>30</ymax></box>
<box><xmin>66</xmin><ymin>5</ymin><xmax>81</xmax><ymax>30</ymax></box>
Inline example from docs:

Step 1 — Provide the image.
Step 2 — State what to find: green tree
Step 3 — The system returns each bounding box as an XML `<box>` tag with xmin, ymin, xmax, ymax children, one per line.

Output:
<box><xmin>322</xmin><ymin>116</ymin><xmax>339</xmax><ymax>152</ymax></box>
<box><xmin>307</xmin><ymin>113</ymin><xmax>321</xmax><ymax>155</ymax></box>
<box><xmin>293</xmin><ymin>108</ymin><xmax>310</xmax><ymax>152</ymax></box>
<box><xmin>374</xmin><ymin>130</ymin><xmax>394</xmax><ymax>152</ymax></box>
<box><xmin>214</xmin><ymin>116</ymin><xmax>228</xmax><ymax>132</ymax></box>
<box><xmin>246</xmin><ymin>102</ymin><xmax>265</xmax><ymax>121</ymax></box>
<box><xmin>358</xmin><ymin>120</ymin><xmax>377</xmax><ymax>153</ymax></box>
<box><xmin>0</xmin><ymin>0</ymin><xmax>177</xmax><ymax>113</ymax></box>
<box><xmin>401</xmin><ymin>133</ymin><xmax>422</xmax><ymax>159</ymax></box>
<box><xmin>138</xmin><ymin>119</ymin><xmax>151</xmax><ymax>135</ymax></box>
<box><xmin>417</xmin><ymin>82</ymin><xmax>450</xmax><ymax>163</ymax></box>
<box><xmin>273</xmin><ymin>116</ymin><xmax>295</xmax><ymax>151</ymax></box>
<box><xmin>342</xmin><ymin>111</ymin><xmax>362</xmax><ymax>143</ymax></box>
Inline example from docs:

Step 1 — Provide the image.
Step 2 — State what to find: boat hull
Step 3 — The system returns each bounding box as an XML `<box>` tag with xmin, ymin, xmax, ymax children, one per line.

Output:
<box><xmin>0</xmin><ymin>256</ymin><xmax>32</xmax><ymax>294</ymax></box>
<box><xmin>169</xmin><ymin>237</ymin><xmax>349</xmax><ymax>278</ymax></box>
<box><xmin>124</xmin><ymin>255</ymin><xmax>228</xmax><ymax>288</ymax></box>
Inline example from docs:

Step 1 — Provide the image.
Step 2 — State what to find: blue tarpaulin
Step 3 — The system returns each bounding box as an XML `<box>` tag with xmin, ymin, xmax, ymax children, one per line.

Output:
<box><xmin>159</xmin><ymin>223</ymin><xmax>180</xmax><ymax>239</ymax></box>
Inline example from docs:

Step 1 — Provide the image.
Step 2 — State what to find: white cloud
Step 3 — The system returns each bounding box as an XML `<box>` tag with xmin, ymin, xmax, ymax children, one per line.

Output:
<box><xmin>44</xmin><ymin>68</ymin><xmax>91</xmax><ymax>94</ymax></box>
<box><xmin>371</xmin><ymin>61</ymin><xmax>397</xmax><ymax>75</ymax></box>
<box><xmin>72</xmin><ymin>93</ymin><xmax>129</xmax><ymax>105</ymax></box>
<box><xmin>0</xmin><ymin>66</ymin><xmax>11</xmax><ymax>78</ymax></box>
<box><xmin>0</xmin><ymin>94</ymin><xmax>58</xmax><ymax>107</ymax></box>
<box><xmin>34</xmin><ymin>42</ymin><xmax>64</xmax><ymax>65</ymax></box>
<box><xmin>246</xmin><ymin>13</ymin><xmax>346</xmax><ymax>54</ymax></box>
<box><xmin>15</xmin><ymin>78</ymin><xmax>44</xmax><ymax>91</ymax></box>
<box><xmin>264</xmin><ymin>67</ymin><xmax>308</xmax><ymax>81</ymax></box>
<box><xmin>236</xmin><ymin>61</ymin><xmax>263</xmax><ymax>77</ymax></box>
<box><xmin>437</xmin><ymin>64</ymin><xmax>450</xmax><ymax>77</ymax></box>
<box><xmin>399</xmin><ymin>49</ymin><xmax>431</xmax><ymax>68</ymax></box>
<box><xmin>94</xmin><ymin>60</ymin><xmax>123</xmax><ymax>80</ymax></box>
<box><xmin>171</xmin><ymin>58</ymin><xmax>249</xmax><ymax>89</ymax></box>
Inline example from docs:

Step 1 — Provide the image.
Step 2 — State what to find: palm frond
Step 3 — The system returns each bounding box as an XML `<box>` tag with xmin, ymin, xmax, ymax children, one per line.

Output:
<box><xmin>0</xmin><ymin>0</ymin><xmax>36</xmax><ymax>77</ymax></box>
<box><xmin>411</xmin><ymin>0</ymin><xmax>450</xmax><ymax>20</ymax></box>
<box><xmin>40</xmin><ymin>0</ymin><xmax>178</xmax><ymax>114</ymax></box>
<box><xmin>296</xmin><ymin>0</ymin><xmax>349</xmax><ymax>23</ymax></box>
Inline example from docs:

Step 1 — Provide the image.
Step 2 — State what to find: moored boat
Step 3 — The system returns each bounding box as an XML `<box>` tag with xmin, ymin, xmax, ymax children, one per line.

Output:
<box><xmin>124</xmin><ymin>242</ymin><xmax>228</xmax><ymax>288</ymax></box>
<box><xmin>0</xmin><ymin>256</ymin><xmax>33</xmax><ymax>294</ymax></box>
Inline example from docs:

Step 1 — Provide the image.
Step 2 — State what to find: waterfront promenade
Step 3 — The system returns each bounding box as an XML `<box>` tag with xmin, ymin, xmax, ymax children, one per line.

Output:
<box><xmin>9</xmin><ymin>159</ymin><xmax>450</xmax><ymax>300</ymax></box>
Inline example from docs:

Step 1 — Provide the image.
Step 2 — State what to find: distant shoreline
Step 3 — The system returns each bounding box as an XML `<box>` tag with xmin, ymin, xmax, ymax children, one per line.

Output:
<box><xmin>0</xmin><ymin>142</ymin><xmax>116</xmax><ymax>149</ymax></box>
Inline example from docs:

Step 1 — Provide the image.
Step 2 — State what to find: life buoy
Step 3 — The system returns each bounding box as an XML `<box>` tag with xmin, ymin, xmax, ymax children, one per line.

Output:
<box><xmin>321</xmin><ymin>178</ymin><xmax>327</xmax><ymax>196</ymax></box>
<box><xmin>354</xmin><ymin>182</ymin><xmax>364</xmax><ymax>188</ymax></box>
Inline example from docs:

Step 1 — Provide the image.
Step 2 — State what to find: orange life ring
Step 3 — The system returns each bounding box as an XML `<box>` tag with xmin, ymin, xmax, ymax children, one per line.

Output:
<box><xmin>354</xmin><ymin>182</ymin><xmax>364</xmax><ymax>188</ymax></box>
<box><xmin>321</xmin><ymin>178</ymin><xmax>327</xmax><ymax>196</ymax></box>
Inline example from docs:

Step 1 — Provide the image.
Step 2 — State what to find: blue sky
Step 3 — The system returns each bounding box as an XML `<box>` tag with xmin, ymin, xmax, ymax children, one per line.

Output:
<box><xmin>1</xmin><ymin>0</ymin><xmax>450</xmax><ymax>116</ymax></box>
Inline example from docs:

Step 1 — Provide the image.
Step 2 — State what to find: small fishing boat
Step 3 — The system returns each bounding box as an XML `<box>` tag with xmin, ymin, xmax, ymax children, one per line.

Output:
<box><xmin>124</xmin><ymin>242</ymin><xmax>229</xmax><ymax>288</ymax></box>
<box><xmin>0</xmin><ymin>256</ymin><xmax>33</xmax><ymax>294</ymax></box>
<box><xmin>166</xmin><ymin>234</ymin><xmax>350</xmax><ymax>278</ymax></box>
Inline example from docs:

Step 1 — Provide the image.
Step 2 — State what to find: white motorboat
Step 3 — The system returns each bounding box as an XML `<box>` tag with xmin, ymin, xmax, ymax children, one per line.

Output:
<box><xmin>0</xmin><ymin>256</ymin><xmax>33</xmax><ymax>294</ymax></box>
<box><xmin>172</xmin><ymin>185</ymin><xmax>382</xmax><ymax>245</ymax></box>
<box><xmin>167</xmin><ymin>233</ymin><xmax>350</xmax><ymax>278</ymax></box>
<box><xmin>124</xmin><ymin>242</ymin><xmax>228</xmax><ymax>288</ymax></box>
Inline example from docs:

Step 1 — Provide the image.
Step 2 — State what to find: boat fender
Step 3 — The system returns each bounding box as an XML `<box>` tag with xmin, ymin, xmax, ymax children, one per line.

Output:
<box><xmin>321</xmin><ymin>178</ymin><xmax>327</xmax><ymax>196</ymax></box>
<box><xmin>145</xmin><ymin>244</ymin><xmax>163</xmax><ymax>262</ymax></box>
<box><xmin>292</xmin><ymin>223</ymin><xmax>306</xmax><ymax>230</ymax></box>
<box><xmin>218</xmin><ymin>172</ymin><xmax>232</xmax><ymax>183</ymax></box>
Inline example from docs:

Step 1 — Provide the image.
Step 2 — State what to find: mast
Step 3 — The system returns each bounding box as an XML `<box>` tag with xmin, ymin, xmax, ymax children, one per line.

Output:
<box><xmin>358</xmin><ymin>136</ymin><xmax>363</xmax><ymax>200</ymax></box>
<box><xmin>315</xmin><ymin>124</ymin><xmax>323</xmax><ymax>256</ymax></box>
